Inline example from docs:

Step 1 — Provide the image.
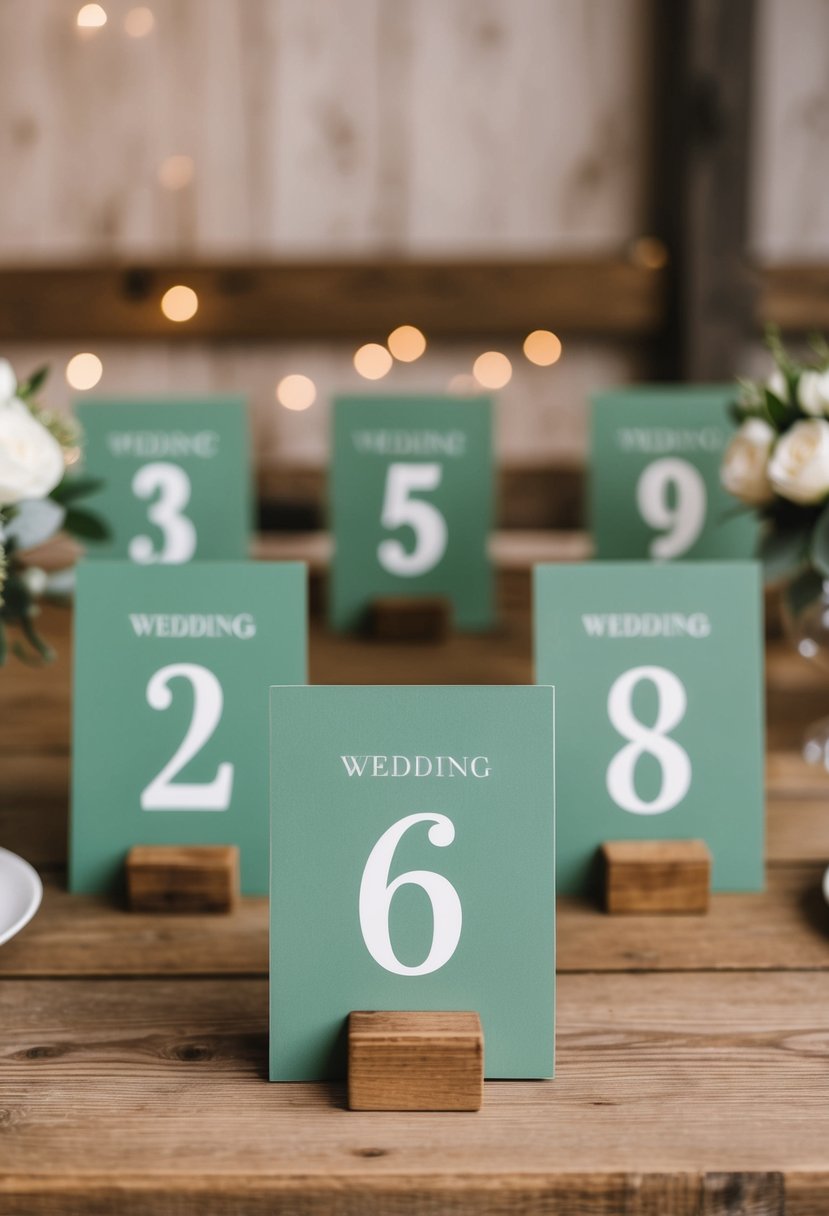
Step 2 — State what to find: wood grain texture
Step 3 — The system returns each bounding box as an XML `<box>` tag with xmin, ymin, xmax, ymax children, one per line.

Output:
<box><xmin>348</xmin><ymin>1012</ymin><xmax>483</xmax><ymax>1111</ymax></box>
<box><xmin>367</xmin><ymin>596</ymin><xmax>452</xmax><ymax>642</ymax></box>
<box><xmin>602</xmin><ymin>839</ymin><xmax>711</xmax><ymax>914</ymax></box>
<box><xmin>1</xmin><ymin>973</ymin><xmax>828</xmax><ymax>1211</ymax></box>
<box><xmin>126</xmin><ymin>845</ymin><xmax>239</xmax><ymax>913</ymax></box>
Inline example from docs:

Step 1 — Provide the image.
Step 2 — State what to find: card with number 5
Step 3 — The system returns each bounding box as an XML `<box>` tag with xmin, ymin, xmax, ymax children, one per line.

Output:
<box><xmin>70</xmin><ymin>561</ymin><xmax>306</xmax><ymax>894</ymax></box>
<box><xmin>534</xmin><ymin>561</ymin><xmax>764</xmax><ymax>894</ymax></box>
<box><xmin>269</xmin><ymin>685</ymin><xmax>555</xmax><ymax>1080</ymax></box>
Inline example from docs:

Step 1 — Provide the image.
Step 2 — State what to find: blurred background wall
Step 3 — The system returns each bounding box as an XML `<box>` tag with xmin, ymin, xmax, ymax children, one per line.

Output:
<box><xmin>0</xmin><ymin>0</ymin><xmax>825</xmax><ymax>520</ymax></box>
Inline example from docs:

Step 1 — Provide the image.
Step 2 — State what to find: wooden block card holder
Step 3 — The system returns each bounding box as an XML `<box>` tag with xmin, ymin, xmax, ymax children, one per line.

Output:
<box><xmin>348</xmin><ymin>1011</ymin><xmax>484</xmax><ymax>1111</ymax></box>
<box><xmin>126</xmin><ymin>845</ymin><xmax>239</xmax><ymax>913</ymax></box>
<box><xmin>601</xmin><ymin>840</ymin><xmax>712</xmax><ymax>915</ymax></box>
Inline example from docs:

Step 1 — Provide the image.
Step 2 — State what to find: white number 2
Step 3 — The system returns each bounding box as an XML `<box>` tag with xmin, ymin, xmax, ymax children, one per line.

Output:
<box><xmin>636</xmin><ymin>458</ymin><xmax>706</xmax><ymax>559</ymax></box>
<box><xmin>359</xmin><ymin>812</ymin><xmax>462</xmax><ymax>976</ymax></box>
<box><xmin>377</xmin><ymin>463</ymin><xmax>448</xmax><ymax>577</ymax></box>
<box><xmin>141</xmin><ymin>663</ymin><xmax>234</xmax><ymax>811</ymax></box>
<box><xmin>606</xmin><ymin>666</ymin><xmax>691</xmax><ymax>815</ymax></box>
<box><xmin>129</xmin><ymin>462</ymin><xmax>197</xmax><ymax>565</ymax></box>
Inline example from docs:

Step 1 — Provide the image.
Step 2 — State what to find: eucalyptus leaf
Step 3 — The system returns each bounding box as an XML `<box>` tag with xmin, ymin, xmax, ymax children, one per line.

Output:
<box><xmin>64</xmin><ymin>507</ymin><xmax>110</xmax><ymax>542</ymax></box>
<box><xmin>763</xmin><ymin>387</ymin><xmax>790</xmax><ymax>430</ymax></box>
<box><xmin>784</xmin><ymin>567</ymin><xmax>825</xmax><ymax>623</ymax></box>
<box><xmin>811</xmin><ymin>502</ymin><xmax>829</xmax><ymax>577</ymax></box>
<box><xmin>17</xmin><ymin>365</ymin><xmax>49</xmax><ymax>399</ymax></box>
<box><xmin>4</xmin><ymin>498</ymin><xmax>66</xmax><ymax>550</ymax></box>
<box><xmin>758</xmin><ymin>524</ymin><xmax>811</xmax><ymax>585</ymax></box>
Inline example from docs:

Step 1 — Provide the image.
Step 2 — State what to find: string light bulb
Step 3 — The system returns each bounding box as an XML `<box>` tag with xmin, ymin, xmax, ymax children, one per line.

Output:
<box><xmin>354</xmin><ymin>343</ymin><xmax>392</xmax><ymax>381</ymax></box>
<box><xmin>387</xmin><ymin>325</ymin><xmax>426</xmax><ymax>363</ymax></box>
<box><xmin>76</xmin><ymin>4</ymin><xmax>107</xmax><ymax>28</ymax></box>
<box><xmin>158</xmin><ymin>155</ymin><xmax>194</xmax><ymax>191</ymax></box>
<box><xmin>276</xmin><ymin>374</ymin><xmax>316</xmax><ymax>411</ymax></box>
<box><xmin>523</xmin><ymin>330</ymin><xmax>562</xmax><ymax>367</ymax></box>
<box><xmin>66</xmin><ymin>353</ymin><xmax>103</xmax><ymax>391</ymax></box>
<box><xmin>160</xmin><ymin>285</ymin><xmax>198</xmax><ymax>322</ymax></box>
<box><xmin>630</xmin><ymin>236</ymin><xmax>669</xmax><ymax>270</ymax></box>
<box><xmin>124</xmin><ymin>6</ymin><xmax>155</xmax><ymax>37</ymax></box>
<box><xmin>473</xmin><ymin>351</ymin><xmax>512</xmax><ymax>390</ymax></box>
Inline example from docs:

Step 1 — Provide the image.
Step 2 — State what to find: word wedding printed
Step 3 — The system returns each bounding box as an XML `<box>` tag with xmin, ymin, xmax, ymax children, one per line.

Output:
<box><xmin>74</xmin><ymin>397</ymin><xmax>251</xmax><ymax>562</ymax></box>
<box><xmin>534</xmin><ymin>562</ymin><xmax>764</xmax><ymax>894</ymax></box>
<box><xmin>70</xmin><ymin>561</ymin><xmax>306</xmax><ymax>894</ymax></box>
<box><xmin>269</xmin><ymin>686</ymin><xmax>555</xmax><ymax>1080</ymax></box>
<box><xmin>590</xmin><ymin>386</ymin><xmax>757</xmax><ymax>560</ymax></box>
<box><xmin>330</xmin><ymin>395</ymin><xmax>494</xmax><ymax>630</ymax></box>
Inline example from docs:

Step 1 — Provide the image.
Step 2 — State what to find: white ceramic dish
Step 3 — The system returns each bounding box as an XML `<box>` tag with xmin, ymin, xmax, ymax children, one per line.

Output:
<box><xmin>0</xmin><ymin>847</ymin><xmax>43</xmax><ymax>946</ymax></box>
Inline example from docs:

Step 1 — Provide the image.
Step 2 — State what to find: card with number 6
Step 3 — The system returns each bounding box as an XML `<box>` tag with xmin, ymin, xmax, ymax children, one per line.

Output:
<box><xmin>269</xmin><ymin>685</ymin><xmax>555</xmax><ymax>1080</ymax></box>
<box><xmin>70</xmin><ymin>561</ymin><xmax>306</xmax><ymax>894</ymax></box>
<box><xmin>534</xmin><ymin>561</ymin><xmax>764</xmax><ymax>894</ymax></box>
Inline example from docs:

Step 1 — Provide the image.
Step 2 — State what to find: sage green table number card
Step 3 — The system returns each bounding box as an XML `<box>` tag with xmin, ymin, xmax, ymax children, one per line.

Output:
<box><xmin>269</xmin><ymin>685</ymin><xmax>555</xmax><ymax>1081</ymax></box>
<box><xmin>70</xmin><ymin>561</ymin><xmax>306</xmax><ymax>894</ymax></box>
<box><xmin>591</xmin><ymin>387</ymin><xmax>757</xmax><ymax>560</ymax></box>
<box><xmin>534</xmin><ymin>562</ymin><xmax>764</xmax><ymax>895</ymax></box>
<box><xmin>330</xmin><ymin>395</ymin><xmax>494</xmax><ymax>631</ymax></box>
<box><xmin>74</xmin><ymin>397</ymin><xmax>251</xmax><ymax>562</ymax></box>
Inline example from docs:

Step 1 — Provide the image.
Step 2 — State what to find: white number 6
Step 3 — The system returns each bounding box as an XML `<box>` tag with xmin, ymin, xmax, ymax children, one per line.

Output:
<box><xmin>636</xmin><ymin>458</ymin><xmax>706</xmax><ymax>559</ymax></box>
<box><xmin>378</xmin><ymin>463</ymin><xmax>448</xmax><ymax>577</ymax></box>
<box><xmin>141</xmin><ymin>663</ymin><xmax>234</xmax><ymax>811</ymax></box>
<box><xmin>129</xmin><ymin>461</ymin><xmax>197</xmax><ymax>565</ymax></box>
<box><xmin>359</xmin><ymin>812</ymin><xmax>462</xmax><ymax>976</ymax></box>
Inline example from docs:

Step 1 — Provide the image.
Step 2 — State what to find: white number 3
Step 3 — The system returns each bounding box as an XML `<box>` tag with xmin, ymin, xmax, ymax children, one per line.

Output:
<box><xmin>141</xmin><ymin>663</ymin><xmax>234</xmax><ymax>811</ymax></box>
<box><xmin>130</xmin><ymin>462</ymin><xmax>197</xmax><ymax>565</ymax></box>
<box><xmin>606</xmin><ymin>666</ymin><xmax>691</xmax><ymax>815</ymax></box>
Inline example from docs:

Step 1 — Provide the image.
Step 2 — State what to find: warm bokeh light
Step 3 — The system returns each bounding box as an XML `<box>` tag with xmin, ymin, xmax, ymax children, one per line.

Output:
<box><xmin>473</xmin><ymin>351</ymin><xmax>512</xmax><ymax>390</ymax></box>
<box><xmin>447</xmin><ymin>374</ymin><xmax>479</xmax><ymax>396</ymax></box>
<box><xmin>76</xmin><ymin>4</ymin><xmax>107</xmax><ymax>28</ymax></box>
<box><xmin>276</xmin><ymin>374</ymin><xmax>317</xmax><ymax>412</ymax></box>
<box><xmin>387</xmin><ymin>324</ymin><xmax>426</xmax><ymax>363</ymax></box>
<box><xmin>354</xmin><ymin>343</ymin><xmax>393</xmax><ymax>381</ymax></box>
<box><xmin>160</xmin><ymin>285</ymin><xmax>199</xmax><ymax>322</ymax></box>
<box><xmin>158</xmin><ymin>154</ymin><xmax>194</xmax><ymax>191</ymax></box>
<box><xmin>630</xmin><ymin>236</ymin><xmax>669</xmax><ymax>270</ymax></box>
<box><xmin>523</xmin><ymin>329</ymin><xmax>562</xmax><ymax>367</ymax></box>
<box><xmin>65</xmin><ymin>353</ymin><xmax>103</xmax><ymax>391</ymax></box>
<box><xmin>124</xmin><ymin>6</ymin><xmax>155</xmax><ymax>36</ymax></box>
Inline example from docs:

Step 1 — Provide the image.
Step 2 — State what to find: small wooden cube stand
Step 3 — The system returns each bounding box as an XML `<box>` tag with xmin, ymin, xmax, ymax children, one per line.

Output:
<box><xmin>126</xmin><ymin>845</ymin><xmax>239</xmax><ymax>913</ymax></box>
<box><xmin>366</xmin><ymin>596</ymin><xmax>451</xmax><ymax>642</ymax></box>
<box><xmin>601</xmin><ymin>839</ymin><xmax>712</xmax><ymax>915</ymax></box>
<box><xmin>348</xmin><ymin>1011</ymin><xmax>483</xmax><ymax>1111</ymax></box>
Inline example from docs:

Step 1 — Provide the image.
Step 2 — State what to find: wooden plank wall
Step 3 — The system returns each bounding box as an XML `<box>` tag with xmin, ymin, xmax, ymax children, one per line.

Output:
<box><xmin>0</xmin><ymin>0</ymin><xmax>649</xmax><ymax>476</ymax></box>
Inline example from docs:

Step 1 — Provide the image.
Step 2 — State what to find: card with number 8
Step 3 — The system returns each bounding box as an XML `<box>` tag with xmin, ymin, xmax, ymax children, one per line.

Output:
<box><xmin>534</xmin><ymin>561</ymin><xmax>764</xmax><ymax>894</ymax></box>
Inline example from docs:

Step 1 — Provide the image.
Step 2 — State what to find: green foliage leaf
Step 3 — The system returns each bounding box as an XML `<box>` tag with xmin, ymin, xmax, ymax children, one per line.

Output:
<box><xmin>811</xmin><ymin>502</ymin><xmax>829</xmax><ymax>577</ymax></box>
<box><xmin>16</xmin><ymin>365</ymin><xmax>49</xmax><ymax>400</ymax></box>
<box><xmin>758</xmin><ymin>523</ymin><xmax>811</xmax><ymax>585</ymax></box>
<box><xmin>19</xmin><ymin>613</ymin><xmax>54</xmax><ymax>663</ymax></box>
<box><xmin>762</xmin><ymin>387</ymin><xmax>791</xmax><ymax>431</ymax></box>
<box><xmin>784</xmin><ymin>567</ymin><xmax>825</xmax><ymax>623</ymax></box>
<box><xmin>51</xmin><ymin>475</ymin><xmax>106</xmax><ymax>506</ymax></box>
<box><xmin>64</xmin><ymin>507</ymin><xmax>110</xmax><ymax>542</ymax></box>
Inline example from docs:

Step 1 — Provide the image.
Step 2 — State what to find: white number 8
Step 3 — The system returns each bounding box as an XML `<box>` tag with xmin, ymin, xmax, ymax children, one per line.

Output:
<box><xmin>359</xmin><ymin>812</ymin><xmax>462</xmax><ymax>976</ymax></box>
<box><xmin>606</xmin><ymin>666</ymin><xmax>691</xmax><ymax>815</ymax></box>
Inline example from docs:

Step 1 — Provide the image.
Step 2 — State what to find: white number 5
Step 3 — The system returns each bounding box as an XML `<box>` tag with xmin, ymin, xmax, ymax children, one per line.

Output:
<box><xmin>141</xmin><ymin>663</ymin><xmax>234</xmax><ymax>811</ymax></box>
<box><xmin>378</xmin><ymin>462</ymin><xmax>448</xmax><ymax>577</ymax></box>
<box><xmin>636</xmin><ymin>458</ymin><xmax>706</xmax><ymax>559</ymax></box>
<box><xmin>359</xmin><ymin>812</ymin><xmax>462</xmax><ymax>976</ymax></box>
<box><xmin>129</xmin><ymin>462</ymin><xmax>197</xmax><ymax>565</ymax></box>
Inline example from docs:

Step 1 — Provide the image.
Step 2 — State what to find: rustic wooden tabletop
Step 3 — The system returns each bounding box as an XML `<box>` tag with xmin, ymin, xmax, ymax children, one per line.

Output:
<box><xmin>2</xmin><ymin>570</ymin><xmax>829</xmax><ymax>1216</ymax></box>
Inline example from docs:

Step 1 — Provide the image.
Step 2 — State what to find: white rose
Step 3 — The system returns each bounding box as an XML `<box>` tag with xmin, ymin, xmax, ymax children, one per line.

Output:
<box><xmin>797</xmin><ymin>369</ymin><xmax>829</xmax><ymax>417</ymax></box>
<box><xmin>721</xmin><ymin>419</ymin><xmax>776</xmax><ymax>506</ymax></box>
<box><xmin>768</xmin><ymin>418</ymin><xmax>829</xmax><ymax>505</ymax></box>
<box><xmin>767</xmin><ymin>368</ymin><xmax>788</xmax><ymax>402</ymax></box>
<box><xmin>0</xmin><ymin>397</ymin><xmax>65</xmax><ymax>506</ymax></box>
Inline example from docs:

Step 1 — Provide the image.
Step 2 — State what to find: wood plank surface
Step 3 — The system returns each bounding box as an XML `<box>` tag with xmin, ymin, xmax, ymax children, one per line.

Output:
<box><xmin>1</xmin><ymin>973</ymin><xmax>828</xmax><ymax>1214</ymax></box>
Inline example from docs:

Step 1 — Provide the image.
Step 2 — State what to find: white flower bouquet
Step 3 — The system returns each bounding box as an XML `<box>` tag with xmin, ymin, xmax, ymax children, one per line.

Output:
<box><xmin>0</xmin><ymin>358</ymin><xmax>108</xmax><ymax>663</ymax></box>
<box><xmin>721</xmin><ymin>330</ymin><xmax>829</xmax><ymax>618</ymax></box>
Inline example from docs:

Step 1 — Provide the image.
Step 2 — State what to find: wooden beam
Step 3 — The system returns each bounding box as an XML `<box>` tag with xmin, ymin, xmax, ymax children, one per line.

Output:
<box><xmin>759</xmin><ymin>264</ymin><xmax>829</xmax><ymax>334</ymax></box>
<box><xmin>0</xmin><ymin>259</ymin><xmax>665</xmax><ymax>342</ymax></box>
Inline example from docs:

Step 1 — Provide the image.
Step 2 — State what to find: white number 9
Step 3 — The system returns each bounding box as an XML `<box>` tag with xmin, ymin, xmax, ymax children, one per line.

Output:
<box><xmin>359</xmin><ymin>812</ymin><xmax>462</xmax><ymax>976</ymax></box>
<box><xmin>129</xmin><ymin>461</ymin><xmax>197</xmax><ymax>565</ymax></box>
<box><xmin>636</xmin><ymin>458</ymin><xmax>706</xmax><ymax>559</ymax></box>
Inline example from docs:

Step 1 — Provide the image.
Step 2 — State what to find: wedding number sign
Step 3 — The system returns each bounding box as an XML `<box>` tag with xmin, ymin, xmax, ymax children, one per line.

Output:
<box><xmin>70</xmin><ymin>561</ymin><xmax>306</xmax><ymax>894</ymax></box>
<box><xmin>74</xmin><ymin>397</ymin><xmax>251</xmax><ymax>562</ymax></box>
<box><xmin>330</xmin><ymin>395</ymin><xmax>494</xmax><ymax>630</ymax></box>
<box><xmin>534</xmin><ymin>562</ymin><xmax>764</xmax><ymax>894</ymax></box>
<box><xmin>269</xmin><ymin>685</ymin><xmax>555</xmax><ymax>1080</ymax></box>
<box><xmin>591</xmin><ymin>387</ymin><xmax>757</xmax><ymax>560</ymax></box>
